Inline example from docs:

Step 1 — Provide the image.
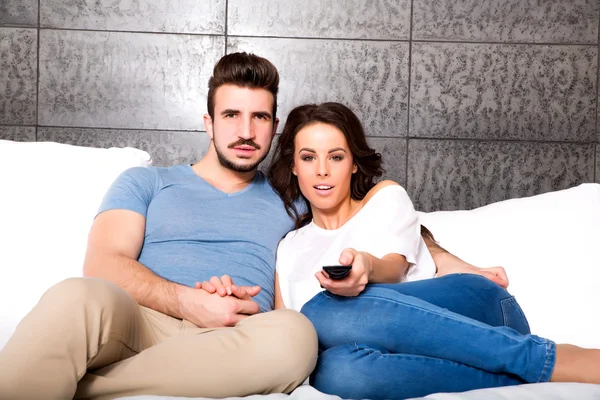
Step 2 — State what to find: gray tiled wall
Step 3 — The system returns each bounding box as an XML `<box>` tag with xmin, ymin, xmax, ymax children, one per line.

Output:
<box><xmin>1</xmin><ymin>0</ymin><xmax>599</xmax><ymax>212</ymax></box>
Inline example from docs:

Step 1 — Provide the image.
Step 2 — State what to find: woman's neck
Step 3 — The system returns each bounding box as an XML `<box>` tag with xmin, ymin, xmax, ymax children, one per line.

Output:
<box><xmin>311</xmin><ymin>196</ymin><xmax>361</xmax><ymax>230</ymax></box>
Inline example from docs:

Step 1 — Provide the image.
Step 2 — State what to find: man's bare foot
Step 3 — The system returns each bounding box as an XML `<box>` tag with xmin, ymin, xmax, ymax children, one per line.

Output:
<box><xmin>551</xmin><ymin>344</ymin><xmax>600</xmax><ymax>383</ymax></box>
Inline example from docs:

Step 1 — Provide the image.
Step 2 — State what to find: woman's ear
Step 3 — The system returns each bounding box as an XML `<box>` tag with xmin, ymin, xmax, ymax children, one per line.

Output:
<box><xmin>292</xmin><ymin>163</ymin><xmax>297</xmax><ymax>176</ymax></box>
<box><xmin>353</xmin><ymin>163</ymin><xmax>358</xmax><ymax>174</ymax></box>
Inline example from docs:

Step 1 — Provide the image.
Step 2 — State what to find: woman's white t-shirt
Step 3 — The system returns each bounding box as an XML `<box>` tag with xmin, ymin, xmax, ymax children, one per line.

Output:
<box><xmin>276</xmin><ymin>185</ymin><xmax>437</xmax><ymax>312</ymax></box>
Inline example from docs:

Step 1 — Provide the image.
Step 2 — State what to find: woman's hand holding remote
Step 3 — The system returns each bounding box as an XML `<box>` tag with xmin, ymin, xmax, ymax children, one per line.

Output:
<box><xmin>315</xmin><ymin>248</ymin><xmax>372</xmax><ymax>297</ymax></box>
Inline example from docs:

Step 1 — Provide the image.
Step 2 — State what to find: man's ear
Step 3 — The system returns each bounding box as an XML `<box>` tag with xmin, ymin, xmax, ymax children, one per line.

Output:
<box><xmin>204</xmin><ymin>114</ymin><xmax>214</xmax><ymax>139</ymax></box>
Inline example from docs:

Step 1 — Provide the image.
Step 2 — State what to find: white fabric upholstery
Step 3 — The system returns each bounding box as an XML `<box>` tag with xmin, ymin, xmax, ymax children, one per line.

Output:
<box><xmin>0</xmin><ymin>140</ymin><xmax>151</xmax><ymax>347</ymax></box>
<box><xmin>118</xmin><ymin>382</ymin><xmax>600</xmax><ymax>400</ymax></box>
<box><xmin>1</xmin><ymin>140</ymin><xmax>598</xmax><ymax>399</ymax></box>
<box><xmin>418</xmin><ymin>183</ymin><xmax>600</xmax><ymax>348</ymax></box>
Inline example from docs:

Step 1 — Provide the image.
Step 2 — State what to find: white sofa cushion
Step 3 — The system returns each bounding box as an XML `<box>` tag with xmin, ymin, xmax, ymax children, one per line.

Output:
<box><xmin>419</xmin><ymin>183</ymin><xmax>600</xmax><ymax>348</ymax></box>
<box><xmin>0</xmin><ymin>140</ymin><xmax>151</xmax><ymax>348</ymax></box>
<box><xmin>0</xmin><ymin>141</ymin><xmax>598</xmax><ymax>399</ymax></box>
<box><xmin>115</xmin><ymin>382</ymin><xmax>600</xmax><ymax>400</ymax></box>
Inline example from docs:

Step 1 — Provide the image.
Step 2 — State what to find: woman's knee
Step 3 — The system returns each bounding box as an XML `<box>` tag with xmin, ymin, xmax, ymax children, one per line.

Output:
<box><xmin>437</xmin><ymin>273</ymin><xmax>530</xmax><ymax>332</ymax></box>
<box><xmin>311</xmin><ymin>343</ymin><xmax>385</xmax><ymax>399</ymax></box>
<box><xmin>300</xmin><ymin>292</ymin><xmax>354</xmax><ymax>346</ymax></box>
<box><xmin>300</xmin><ymin>291</ymin><xmax>330</xmax><ymax>324</ymax></box>
<box><xmin>441</xmin><ymin>273</ymin><xmax>506</xmax><ymax>292</ymax></box>
<box><xmin>440</xmin><ymin>273</ymin><xmax>513</xmax><ymax>305</ymax></box>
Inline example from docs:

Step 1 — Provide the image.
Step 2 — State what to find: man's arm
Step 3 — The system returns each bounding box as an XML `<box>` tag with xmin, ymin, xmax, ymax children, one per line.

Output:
<box><xmin>83</xmin><ymin>209</ymin><xmax>261</xmax><ymax>327</ymax></box>
<box><xmin>83</xmin><ymin>209</ymin><xmax>189</xmax><ymax>318</ymax></box>
<box><xmin>421</xmin><ymin>225</ymin><xmax>450</xmax><ymax>261</ymax></box>
<box><xmin>421</xmin><ymin>225</ymin><xmax>509</xmax><ymax>288</ymax></box>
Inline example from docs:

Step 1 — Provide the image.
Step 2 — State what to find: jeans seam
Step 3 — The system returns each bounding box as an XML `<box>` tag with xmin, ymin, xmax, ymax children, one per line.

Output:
<box><xmin>352</xmin><ymin>343</ymin><xmax>376</xmax><ymax>356</ymax></box>
<box><xmin>321</xmin><ymin>292</ymin><xmax>334</xmax><ymax>300</ymax></box>
<box><xmin>501</xmin><ymin>297</ymin><xmax>530</xmax><ymax>332</ymax></box>
<box><xmin>537</xmin><ymin>341</ymin><xmax>556</xmax><ymax>383</ymax></box>
<box><xmin>501</xmin><ymin>298</ymin><xmax>509</xmax><ymax>326</ymax></box>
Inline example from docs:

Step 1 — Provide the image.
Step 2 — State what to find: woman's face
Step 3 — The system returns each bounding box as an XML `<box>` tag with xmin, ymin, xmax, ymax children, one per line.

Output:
<box><xmin>292</xmin><ymin>122</ymin><xmax>357</xmax><ymax>212</ymax></box>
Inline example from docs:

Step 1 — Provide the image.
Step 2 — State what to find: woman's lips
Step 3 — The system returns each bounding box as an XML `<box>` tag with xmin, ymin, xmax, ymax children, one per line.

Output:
<box><xmin>313</xmin><ymin>185</ymin><xmax>334</xmax><ymax>196</ymax></box>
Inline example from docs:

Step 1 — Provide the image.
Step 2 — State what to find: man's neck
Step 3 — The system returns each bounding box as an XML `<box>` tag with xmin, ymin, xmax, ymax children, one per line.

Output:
<box><xmin>192</xmin><ymin>155</ymin><xmax>257</xmax><ymax>194</ymax></box>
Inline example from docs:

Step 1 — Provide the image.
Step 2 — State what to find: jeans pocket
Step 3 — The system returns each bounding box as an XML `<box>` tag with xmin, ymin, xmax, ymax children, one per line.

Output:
<box><xmin>501</xmin><ymin>296</ymin><xmax>531</xmax><ymax>335</ymax></box>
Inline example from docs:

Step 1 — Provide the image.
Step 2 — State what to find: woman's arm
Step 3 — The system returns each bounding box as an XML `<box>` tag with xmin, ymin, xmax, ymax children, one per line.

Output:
<box><xmin>366</xmin><ymin>252</ymin><xmax>409</xmax><ymax>283</ymax></box>
<box><xmin>274</xmin><ymin>272</ymin><xmax>287</xmax><ymax>310</ymax></box>
<box><xmin>317</xmin><ymin>249</ymin><xmax>409</xmax><ymax>297</ymax></box>
<box><xmin>422</xmin><ymin>231</ymin><xmax>509</xmax><ymax>288</ymax></box>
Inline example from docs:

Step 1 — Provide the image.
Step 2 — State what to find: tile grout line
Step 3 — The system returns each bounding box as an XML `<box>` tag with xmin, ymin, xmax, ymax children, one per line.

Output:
<box><xmin>15</xmin><ymin>27</ymin><xmax>597</xmax><ymax>48</ymax></box>
<box><xmin>224</xmin><ymin>0</ymin><xmax>229</xmax><ymax>53</ymax></box>
<box><xmin>18</xmin><ymin>125</ymin><xmax>207</xmax><ymax>133</ymax></box>
<box><xmin>2</xmin><ymin>122</ymin><xmax>597</xmax><ymax>146</ymax></box>
<box><xmin>405</xmin><ymin>0</ymin><xmax>415</xmax><ymax>189</ymax></box>
<box><xmin>594</xmin><ymin>11</ymin><xmax>600</xmax><ymax>183</ymax></box>
<box><xmin>35</xmin><ymin>0</ymin><xmax>41</xmax><ymax>141</ymax></box>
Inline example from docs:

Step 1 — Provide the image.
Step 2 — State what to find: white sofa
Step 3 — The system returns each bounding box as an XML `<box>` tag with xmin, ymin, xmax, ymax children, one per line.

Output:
<box><xmin>1</xmin><ymin>139</ymin><xmax>600</xmax><ymax>400</ymax></box>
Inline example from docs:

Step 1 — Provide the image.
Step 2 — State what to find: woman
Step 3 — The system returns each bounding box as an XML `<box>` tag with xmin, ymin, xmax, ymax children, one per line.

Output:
<box><xmin>202</xmin><ymin>102</ymin><xmax>600</xmax><ymax>400</ymax></box>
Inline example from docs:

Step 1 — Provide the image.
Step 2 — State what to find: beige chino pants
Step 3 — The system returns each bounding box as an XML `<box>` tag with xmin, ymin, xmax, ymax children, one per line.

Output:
<box><xmin>0</xmin><ymin>277</ymin><xmax>318</xmax><ymax>400</ymax></box>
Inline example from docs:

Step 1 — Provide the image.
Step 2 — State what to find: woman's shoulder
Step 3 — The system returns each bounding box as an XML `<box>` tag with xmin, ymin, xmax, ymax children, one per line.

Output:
<box><xmin>361</xmin><ymin>180</ymin><xmax>410</xmax><ymax>208</ymax></box>
<box><xmin>279</xmin><ymin>223</ymin><xmax>314</xmax><ymax>248</ymax></box>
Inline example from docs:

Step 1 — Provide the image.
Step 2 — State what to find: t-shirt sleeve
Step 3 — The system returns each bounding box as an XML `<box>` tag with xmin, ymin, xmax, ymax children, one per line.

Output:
<box><xmin>360</xmin><ymin>185</ymin><xmax>421</xmax><ymax>265</ymax></box>
<box><xmin>96</xmin><ymin>166</ymin><xmax>157</xmax><ymax>219</ymax></box>
<box><xmin>275</xmin><ymin>235</ymin><xmax>290</xmax><ymax>276</ymax></box>
<box><xmin>274</xmin><ymin>235</ymin><xmax>294</xmax><ymax>308</ymax></box>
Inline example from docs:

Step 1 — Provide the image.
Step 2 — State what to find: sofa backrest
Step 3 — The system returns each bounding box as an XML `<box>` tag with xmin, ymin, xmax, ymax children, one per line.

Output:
<box><xmin>1</xmin><ymin>139</ymin><xmax>598</xmax><ymax>350</ymax></box>
<box><xmin>0</xmin><ymin>140</ymin><xmax>151</xmax><ymax>344</ymax></box>
<box><xmin>419</xmin><ymin>183</ymin><xmax>600</xmax><ymax>348</ymax></box>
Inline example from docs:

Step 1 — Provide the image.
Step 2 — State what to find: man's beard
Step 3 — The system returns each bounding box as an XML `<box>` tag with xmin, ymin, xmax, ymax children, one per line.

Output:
<box><xmin>214</xmin><ymin>137</ymin><xmax>270</xmax><ymax>173</ymax></box>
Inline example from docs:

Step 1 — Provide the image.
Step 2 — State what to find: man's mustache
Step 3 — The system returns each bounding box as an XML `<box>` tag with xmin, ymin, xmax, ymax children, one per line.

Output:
<box><xmin>228</xmin><ymin>139</ymin><xmax>261</xmax><ymax>150</ymax></box>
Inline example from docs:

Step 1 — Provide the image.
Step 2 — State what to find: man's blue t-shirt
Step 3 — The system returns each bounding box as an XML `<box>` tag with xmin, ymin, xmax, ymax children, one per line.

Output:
<box><xmin>96</xmin><ymin>165</ymin><xmax>295</xmax><ymax>312</ymax></box>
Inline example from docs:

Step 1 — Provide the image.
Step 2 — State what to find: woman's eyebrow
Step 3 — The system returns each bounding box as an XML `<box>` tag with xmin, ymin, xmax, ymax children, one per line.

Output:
<box><xmin>298</xmin><ymin>147</ymin><xmax>348</xmax><ymax>154</ymax></box>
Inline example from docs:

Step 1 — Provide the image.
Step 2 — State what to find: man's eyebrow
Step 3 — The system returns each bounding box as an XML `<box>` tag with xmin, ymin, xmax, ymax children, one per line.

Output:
<box><xmin>253</xmin><ymin>111</ymin><xmax>272</xmax><ymax>119</ymax></box>
<box><xmin>220</xmin><ymin>109</ymin><xmax>240</xmax><ymax>115</ymax></box>
<box><xmin>297</xmin><ymin>147</ymin><xmax>348</xmax><ymax>153</ymax></box>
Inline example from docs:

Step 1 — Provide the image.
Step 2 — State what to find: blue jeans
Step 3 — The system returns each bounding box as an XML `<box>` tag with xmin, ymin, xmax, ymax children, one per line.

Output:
<box><xmin>300</xmin><ymin>273</ymin><xmax>555</xmax><ymax>400</ymax></box>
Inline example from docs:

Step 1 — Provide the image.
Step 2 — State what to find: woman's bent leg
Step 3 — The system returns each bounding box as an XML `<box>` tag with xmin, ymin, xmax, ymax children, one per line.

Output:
<box><xmin>311</xmin><ymin>343</ymin><xmax>525</xmax><ymax>400</ymax></box>
<box><xmin>377</xmin><ymin>273</ymin><xmax>530</xmax><ymax>333</ymax></box>
<box><xmin>301</xmin><ymin>285</ymin><xmax>555</xmax><ymax>384</ymax></box>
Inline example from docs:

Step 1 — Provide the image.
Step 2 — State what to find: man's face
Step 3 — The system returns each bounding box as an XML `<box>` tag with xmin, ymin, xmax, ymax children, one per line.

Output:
<box><xmin>205</xmin><ymin>84</ymin><xmax>278</xmax><ymax>173</ymax></box>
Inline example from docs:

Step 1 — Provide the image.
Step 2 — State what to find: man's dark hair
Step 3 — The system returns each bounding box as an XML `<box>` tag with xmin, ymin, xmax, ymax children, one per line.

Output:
<box><xmin>207</xmin><ymin>52</ymin><xmax>279</xmax><ymax>119</ymax></box>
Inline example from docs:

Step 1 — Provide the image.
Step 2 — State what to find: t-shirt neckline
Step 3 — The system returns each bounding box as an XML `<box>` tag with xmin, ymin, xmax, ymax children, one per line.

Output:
<box><xmin>307</xmin><ymin>185</ymin><xmax>396</xmax><ymax>234</ymax></box>
<box><xmin>184</xmin><ymin>165</ymin><xmax>259</xmax><ymax>197</ymax></box>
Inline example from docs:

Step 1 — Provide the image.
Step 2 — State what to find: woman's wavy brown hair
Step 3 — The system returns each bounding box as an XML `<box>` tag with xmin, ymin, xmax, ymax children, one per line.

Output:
<box><xmin>268</xmin><ymin>102</ymin><xmax>384</xmax><ymax>229</ymax></box>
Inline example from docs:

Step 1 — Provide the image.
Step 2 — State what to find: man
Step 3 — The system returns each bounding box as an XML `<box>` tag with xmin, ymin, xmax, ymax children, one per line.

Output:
<box><xmin>0</xmin><ymin>52</ymin><xmax>316</xmax><ymax>400</ymax></box>
<box><xmin>0</xmin><ymin>52</ymin><xmax>506</xmax><ymax>399</ymax></box>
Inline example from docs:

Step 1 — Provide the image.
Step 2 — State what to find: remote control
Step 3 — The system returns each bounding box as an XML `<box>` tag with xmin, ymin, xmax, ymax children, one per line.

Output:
<box><xmin>323</xmin><ymin>265</ymin><xmax>352</xmax><ymax>280</ymax></box>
